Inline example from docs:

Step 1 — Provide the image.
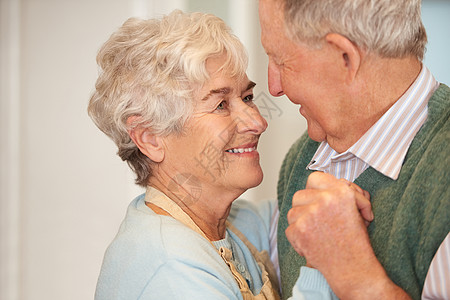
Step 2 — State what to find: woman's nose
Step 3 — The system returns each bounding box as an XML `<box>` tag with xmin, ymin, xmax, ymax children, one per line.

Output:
<box><xmin>268</xmin><ymin>60</ymin><xmax>284</xmax><ymax>97</ymax></box>
<box><xmin>234</xmin><ymin>101</ymin><xmax>268</xmax><ymax>135</ymax></box>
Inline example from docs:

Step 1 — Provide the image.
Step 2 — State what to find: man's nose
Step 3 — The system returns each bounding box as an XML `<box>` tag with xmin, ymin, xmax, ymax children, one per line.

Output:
<box><xmin>268</xmin><ymin>60</ymin><xmax>284</xmax><ymax>97</ymax></box>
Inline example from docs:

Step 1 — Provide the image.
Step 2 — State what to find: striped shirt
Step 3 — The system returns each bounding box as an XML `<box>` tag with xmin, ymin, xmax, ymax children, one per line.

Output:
<box><xmin>305</xmin><ymin>65</ymin><xmax>449</xmax><ymax>299</ymax></box>
<box><xmin>423</xmin><ymin>233</ymin><xmax>450</xmax><ymax>299</ymax></box>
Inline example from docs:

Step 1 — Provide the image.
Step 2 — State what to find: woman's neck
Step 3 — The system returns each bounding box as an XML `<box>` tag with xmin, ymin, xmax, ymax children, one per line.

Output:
<box><xmin>148</xmin><ymin>174</ymin><xmax>240</xmax><ymax>241</ymax></box>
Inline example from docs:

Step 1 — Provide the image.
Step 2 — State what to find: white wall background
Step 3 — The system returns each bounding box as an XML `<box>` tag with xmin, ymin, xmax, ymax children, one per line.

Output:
<box><xmin>0</xmin><ymin>0</ymin><xmax>448</xmax><ymax>299</ymax></box>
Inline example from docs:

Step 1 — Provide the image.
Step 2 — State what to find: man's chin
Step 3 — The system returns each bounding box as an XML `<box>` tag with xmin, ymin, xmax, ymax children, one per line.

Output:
<box><xmin>306</xmin><ymin>127</ymin><xmax>326</xmax><ymax>143</ymax></box>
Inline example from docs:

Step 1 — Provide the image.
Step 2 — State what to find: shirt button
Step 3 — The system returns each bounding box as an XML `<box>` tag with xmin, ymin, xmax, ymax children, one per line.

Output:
<box><xmin>237</xmin><ymin>263</ymin><xmax>246</xmax><ymax>273</ymax></box>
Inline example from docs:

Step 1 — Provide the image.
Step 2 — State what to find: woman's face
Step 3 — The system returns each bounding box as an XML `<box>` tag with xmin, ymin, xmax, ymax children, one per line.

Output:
<box><xmin>160</xmin><ymin>55</ymin><xmax>268</xmax><ymax>197</ymax></box>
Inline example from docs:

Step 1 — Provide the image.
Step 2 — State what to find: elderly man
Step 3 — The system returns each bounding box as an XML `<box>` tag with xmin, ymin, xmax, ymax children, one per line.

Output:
<box><xmin>259</xmin><ymin>0</ymin><xmax>449</xmax><ymax>299</ymax></box>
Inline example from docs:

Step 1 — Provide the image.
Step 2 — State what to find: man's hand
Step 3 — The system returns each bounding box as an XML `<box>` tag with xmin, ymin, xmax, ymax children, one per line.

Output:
<box><xmin>286</xmin><ymin>172</ymin><xmax>372</xmax><ymax>263</ymax></box>
<box><xmin>285</xmin><ymin>172</ymin><xmax>411</xmax><ymax>299</ymax></box>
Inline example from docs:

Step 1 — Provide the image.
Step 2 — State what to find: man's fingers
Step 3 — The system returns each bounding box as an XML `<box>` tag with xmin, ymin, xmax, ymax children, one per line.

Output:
<box><xmin>339</xmin><ymin>178</ymin><xmax>370</xmax><ymax>200</ymax></box>
<box><xmin>287</xmin><ymin>204</ymin><xmax>305</xmax><ymax>225</ymax></box>
<box><xmin>363</xmin><ymin>189</ymin><xmax>370</xmax><ymax>201</ymax></box>
<box><xmin>293</xmin><ymin>173</ymin><xmax>373</xmax><ymax>226</ymax></box>
<box><xmin>285</xmin><ymin>225</ymin><xmax>305</xmax><ymax>257</ymax></box>
<box><xmin>355</xmin><ymin>192</ymin><xmax>374</xmax><ymax>222</ymax></box>
<box><xmin>293</xmin><ymin>183</ymin><xmax>373</xmax><ymax>223</ymax></box>
<box><xmin>340</xmin><ymin>179</ymin><xmax>373</xmax><ymax>223</ymax></box>
<box><xmin>306</xmin><ymin>172</ymin><xmax>340</xmax><ymax>189</ymax></box>
<box><xmin>307</xmin><ymin>173</ymin><xmax>371</xmax><ymax>200</ymax></box>
<box><xmin>292</xmin><ymin>189</ymin><xmax>319</xmax><ymax>206</ymax></box>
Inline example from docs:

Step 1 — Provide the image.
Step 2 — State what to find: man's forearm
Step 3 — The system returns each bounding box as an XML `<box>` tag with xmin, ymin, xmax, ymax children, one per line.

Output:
<box><xmin>322</xmin><ymin>255</ymin><xmax>412</xmax><ymax>300</ymax></box>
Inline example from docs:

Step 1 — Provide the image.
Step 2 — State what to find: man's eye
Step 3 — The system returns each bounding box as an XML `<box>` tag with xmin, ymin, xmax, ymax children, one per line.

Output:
<box><xmin>243</xmin><ymin>94</ymin><xmax>254</xmax><ymax>103</ymax></box>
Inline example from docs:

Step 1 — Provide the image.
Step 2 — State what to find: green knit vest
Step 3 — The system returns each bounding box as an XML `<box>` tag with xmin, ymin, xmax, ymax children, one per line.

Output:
<box><xmin>277</xmin><ymin>84</ymin><xmax>450</xmax><ymax>300</ymax></box>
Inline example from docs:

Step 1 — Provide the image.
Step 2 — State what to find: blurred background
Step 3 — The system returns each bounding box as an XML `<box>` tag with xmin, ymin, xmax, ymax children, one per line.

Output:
<box><xmin>1</xmin><ymin>0</ymin><xmax>449</xmax><ymax>299</ymax></box>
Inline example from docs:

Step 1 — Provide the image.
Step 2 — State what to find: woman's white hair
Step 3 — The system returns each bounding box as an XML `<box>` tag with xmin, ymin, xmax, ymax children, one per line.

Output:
<box><xmin>88</xmin><ymin>10</ymin><xmax>248</xmax><ymax>186</ymax></box>
<box><xmin>281</xmin><ymin>0</ymin><xmax>427</xmax><ymax>60</ymax></box>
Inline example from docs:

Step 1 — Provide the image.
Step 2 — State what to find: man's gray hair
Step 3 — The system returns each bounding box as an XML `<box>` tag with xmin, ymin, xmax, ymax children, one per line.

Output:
<box><xmin>282</xmin><ymin>0</ymin><xmax>427</xmax><ymax>60</ymax></box>
<box><xmin>88</xmin><ymin>10</ymin><xmax>248</xmax><ymax>186</ymax></box>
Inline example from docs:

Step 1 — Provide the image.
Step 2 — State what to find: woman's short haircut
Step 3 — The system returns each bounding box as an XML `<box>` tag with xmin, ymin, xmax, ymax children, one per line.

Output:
<box><xmin>88</xmin><ymin>10</ymin><xmax>248</xmax><ymax>186</ymax></box>
<box><xmin>281</xmin><ymin>0</ymin><xmax>427</xmax><ymax>60</ymax></box>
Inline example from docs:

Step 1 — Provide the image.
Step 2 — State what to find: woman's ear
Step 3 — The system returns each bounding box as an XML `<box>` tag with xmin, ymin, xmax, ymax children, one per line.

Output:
<box><xmin>325</xmin><ymin>33</ymin><xmax>362</xmax><ymax>84</ymax></box>
<box><xmin>127</xmin><ymin>117</ymin><xmax>165</xmax><ymax>163</ymax></box>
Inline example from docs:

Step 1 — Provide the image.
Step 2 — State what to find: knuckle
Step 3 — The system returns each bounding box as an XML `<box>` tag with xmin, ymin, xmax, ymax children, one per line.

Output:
<box><xmin>307</xmin><ymin>171</ymin><xmax>322</xmax><ymax>185</ymax></box>
<box><xmin>318</xmin><ymin>190</ymin><xmax>338</xmax><ymax>207</ymax></box>
<box><xmin>338</xmin><ymin>178</ymin><xmax>350</xmax><ymax>185</ymax></box>
<box><xmin>287</xmin><ymin>209</ymin><xmax>294</xmax><ymax>223</ymax></box>
<box><xmin>293</xmin><ymin>190</ymin><xmax>302</xmax><ymax>199</ymax></box>
<box><xmin>336</xmin><ymin>184</ymin><xmax>355</xmax><ymax>199</ymax></box>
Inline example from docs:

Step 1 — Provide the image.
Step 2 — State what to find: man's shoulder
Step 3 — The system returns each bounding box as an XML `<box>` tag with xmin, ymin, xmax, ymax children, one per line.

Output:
<box><xmin>433</xmin><ymin>83</ymin><xmax>450</xmax><ymax>99</ymax></box>
<box><xmin>416</xmin><ymin>84</ymin><xmax>450</xmax><ymax>160</ymax></box>
<box><xmin>429</xmin><ymin>83</ymin><xmax>450</xmax><ymax>119</ymax></box>
<box><xmin>407</xmin><ymin>83</ymin><xmax>450</xmax><ymax>168</ymax></box>
<box><xmin>412</xmin><ymin>112</ymin><xmax>450</xmax><ymax>182</ymax></box>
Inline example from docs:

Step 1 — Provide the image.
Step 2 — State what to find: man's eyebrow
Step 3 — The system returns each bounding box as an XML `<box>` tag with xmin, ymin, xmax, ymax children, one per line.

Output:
<box><xmin>201</xmin><ymin>81</ymin><xmax>256</xmax><ymax>101</ymax></box>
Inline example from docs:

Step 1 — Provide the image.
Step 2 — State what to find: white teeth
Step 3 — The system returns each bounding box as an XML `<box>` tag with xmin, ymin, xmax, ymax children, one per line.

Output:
<box><xmin>226</xmin><ymin>147</ymin><xmax>256</xmax><ymax>153</ymax></box>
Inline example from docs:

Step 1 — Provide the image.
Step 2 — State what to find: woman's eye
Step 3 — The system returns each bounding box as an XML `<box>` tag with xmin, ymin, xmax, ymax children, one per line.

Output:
<box><xmin>216</xmin><ymin>101</ymin><xmax>226</xmax><ymax>110</ymax></box>
<box><xmin>243</xmin><ymin>94</ymin><xmax>254</xmax><ymax>103</ymax></box>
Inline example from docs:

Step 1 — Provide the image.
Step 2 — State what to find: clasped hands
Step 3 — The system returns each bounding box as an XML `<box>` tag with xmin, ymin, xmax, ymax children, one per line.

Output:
<box><xmin>286</xmin><ymin>172</ymin><xmax>380</xmax><ymax>297</ymax></box>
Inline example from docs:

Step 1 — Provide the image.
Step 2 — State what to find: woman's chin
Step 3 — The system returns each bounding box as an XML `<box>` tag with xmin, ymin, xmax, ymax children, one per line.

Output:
<box><xmin>238</xmin><ymin>170</ymin><xmax>264</xmax><ymax>191</ymax></box>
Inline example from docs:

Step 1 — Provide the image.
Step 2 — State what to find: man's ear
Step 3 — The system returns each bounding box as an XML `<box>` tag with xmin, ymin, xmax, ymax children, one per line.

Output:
<box><xmin>325</xmin><ymin>33</ymin><xmax>362</xmax><ymax>84</ymax></box>
<box><xmin>127</xmin><ymin>117</ymin><xmax>165</xmax><ymax>163</ymax></box>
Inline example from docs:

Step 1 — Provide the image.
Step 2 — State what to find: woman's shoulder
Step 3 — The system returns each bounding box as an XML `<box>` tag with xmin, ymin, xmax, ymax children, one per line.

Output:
<box><xmin>96</xmin><ymin>195</ymin><xmax>239</xmax><ymax>299</ymax></box>
<box><xmin>104</xmin><ymin>194</ymin><xmax>221</xmax><ymax>264</ymax></box>
<box><xmin>228</xmin><ymin>198</ymin><xmax>276</xmax><ymax>252</ymax></box>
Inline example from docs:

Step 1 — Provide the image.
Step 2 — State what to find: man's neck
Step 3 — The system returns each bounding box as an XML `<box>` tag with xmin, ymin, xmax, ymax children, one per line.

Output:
<box><xmin>329</xmin><ymin>55</ymin><xmax>422</xmax><ymax>153</ymax></box>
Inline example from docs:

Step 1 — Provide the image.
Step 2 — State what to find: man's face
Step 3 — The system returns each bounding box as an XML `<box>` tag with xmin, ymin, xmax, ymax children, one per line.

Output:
<box><xmin>259</xmin><ymin>0</ymin><xmax>349</xmax><ymax>145</ymax></box>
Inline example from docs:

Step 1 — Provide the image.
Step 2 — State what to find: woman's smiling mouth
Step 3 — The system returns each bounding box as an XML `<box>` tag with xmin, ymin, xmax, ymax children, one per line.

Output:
<box><xmin>225</xmin><ymin>146</ymin><xmax>256</xmax><ymax>153</ymax></box>
<box><xmin>225</xmin><ymin>142</ymin><xmax>259</xmax><ymax>155</ymax></box>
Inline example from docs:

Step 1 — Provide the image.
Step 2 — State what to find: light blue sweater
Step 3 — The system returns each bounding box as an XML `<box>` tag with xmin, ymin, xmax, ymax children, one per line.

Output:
<box><xmin>95</xmin><ymin>194</ymin><xmax>337</xmax><ymax>299</ymax></box>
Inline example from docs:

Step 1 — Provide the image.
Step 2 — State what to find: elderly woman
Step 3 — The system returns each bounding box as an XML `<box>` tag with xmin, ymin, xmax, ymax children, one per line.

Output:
<box><xmin>89</xmin><ymin>10</ymin><xmax>362</xmax><ymax>300</ymax></box>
